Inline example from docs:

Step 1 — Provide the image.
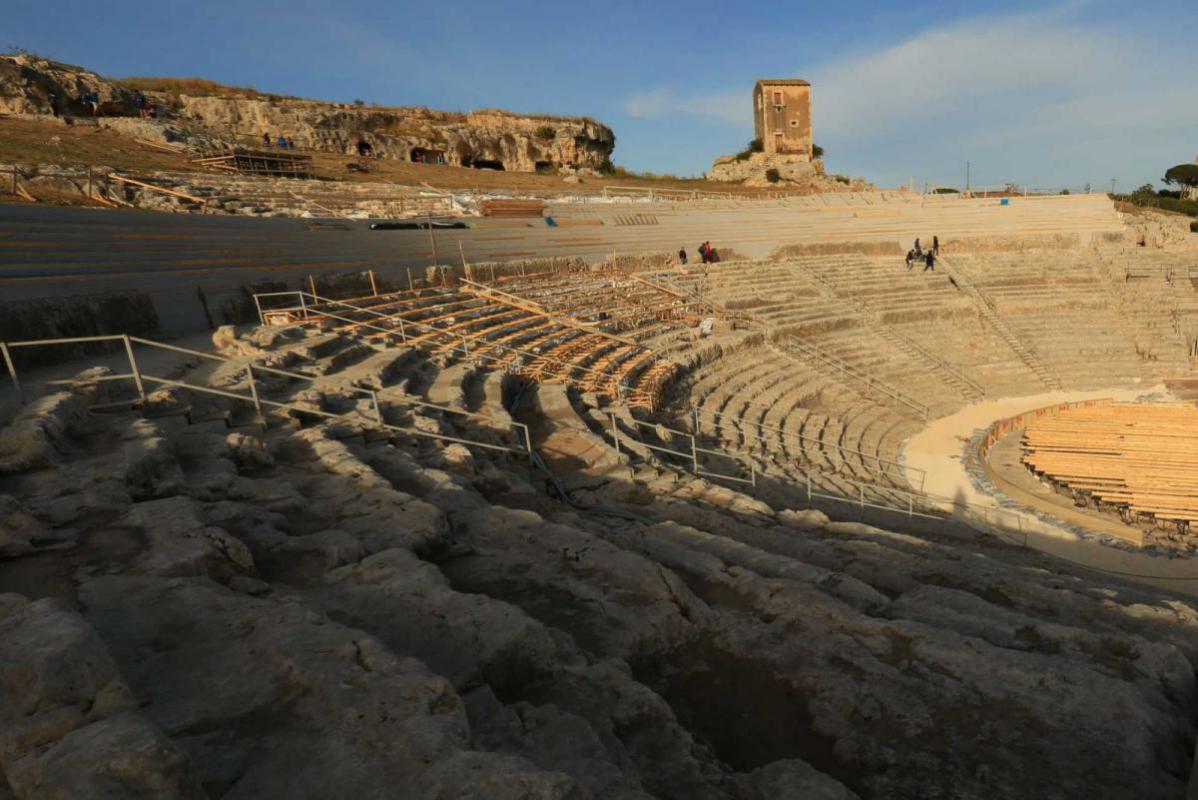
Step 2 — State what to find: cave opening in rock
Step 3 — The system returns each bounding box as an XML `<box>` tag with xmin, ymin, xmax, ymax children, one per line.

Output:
<box><xmin>534</xmin><ymin>161</ymin><xmax>555</xmax><ymax>174</ymax></box>
<box><xmin>471</xmin><ymin>159</ymin><xmax>505</xmax><ymax>171</ymax></box>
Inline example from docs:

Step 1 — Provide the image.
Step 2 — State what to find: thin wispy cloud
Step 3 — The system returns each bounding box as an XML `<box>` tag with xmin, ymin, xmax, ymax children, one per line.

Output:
<box><xmin>623</xmin><ymin>87</ymin><xmax>744</xmax><ymax>126</ymax></box>
<box><xmin>620</xmin><ymin>4</ymin><xmax>1198</xmax><ymax>186</ymax></box>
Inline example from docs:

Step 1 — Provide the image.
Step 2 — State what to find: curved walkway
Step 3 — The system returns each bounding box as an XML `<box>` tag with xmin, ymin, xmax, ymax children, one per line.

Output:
<box><xmin>902</xmin><ymin>385</ymin><xmax>1198</xmax><ymax>596</ymax></box>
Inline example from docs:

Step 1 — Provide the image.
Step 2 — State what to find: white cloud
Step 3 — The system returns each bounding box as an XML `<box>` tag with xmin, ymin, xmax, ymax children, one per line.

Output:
<box><xmin>624</xmin><ymin>88</ymin><xmax>673</xmax><ymax>118</ymax></box>
<box><xmin>623</xmin><ymin>87</ymin><xmax>743</xmax><ymax>125</ymax></box>
<box><xmin>621</xmin><ymin>4</ymin><xmax>1198</xmax><ymax>187</ymax></box>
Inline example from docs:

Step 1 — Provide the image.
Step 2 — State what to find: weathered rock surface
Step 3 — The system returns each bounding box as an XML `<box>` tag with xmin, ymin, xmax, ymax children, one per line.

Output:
<box><xmin>1</xmin><ymin>340</ymin><xmax>1197</xmax><ymax>799</ymax></box>
<box><xmin>0</xmin><ymin>594</ymin><xmax>206</xmax><ymax>798</ymax></box>
<box><xmin>0</xmin><ymin>55</ymin><xmax>137</xmax><ymax>116</ymax></box>
<box><xmin>171</xmin><ymin>96</ymin><xmax>615</xmax><ymax>173</ymax></box>
<box><xmin>709</xmin><ymin>151</ymin><xmax>872</xmax><ymax>191</ymax></box>
<box><xmin>0</xmin><ymin>54</ymin><xmax>615</xmax><ymax>173</ymax></box>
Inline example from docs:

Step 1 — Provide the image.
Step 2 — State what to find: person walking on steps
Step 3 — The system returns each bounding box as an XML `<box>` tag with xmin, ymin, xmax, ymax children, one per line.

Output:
<box><xmin>262</xmin><ymin>132</ymin><xmax>271</xmax><ymax>148</ymax></box>
<box><xmin>678</xmin><ymin>247</ymin><xmax>688</xmax><ymax>265</ymax></box>
<box><xmin>905</xmin><ymin>249</ymin><xmax>915</xmax><ymax>270</ymax></box>
<box><xmin>913</xmin><ymin>237</ymin><xmax>922</xmax><ymax>257</ymax></box>
<box><xmin>698</xmin><ymin>241</ymin><xmax>709</xmax><ymax>264</ymax></box>
<box><xmin>933</xmin><ymin>235</ymin><xmax>940</xmax><ymax>256</ymax></box>
<box><xmin>924</xmin><ymin>250</ymin><xmax>936</xmax><ymax>271</ymax></box>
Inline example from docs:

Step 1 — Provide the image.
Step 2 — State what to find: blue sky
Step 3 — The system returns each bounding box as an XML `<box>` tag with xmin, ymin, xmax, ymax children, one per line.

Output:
<box><xmin>8</xmin><ymin>0</ymin><xmax>1198</xmax><ymax>189</ymax></box>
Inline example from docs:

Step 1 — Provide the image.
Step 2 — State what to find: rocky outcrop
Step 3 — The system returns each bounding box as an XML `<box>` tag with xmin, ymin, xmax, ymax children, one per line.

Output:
<box><xmin>710</xmin><ymin>151</ymin><xmax>872</xmax><ymax>191</ymax></box>
<box><xmin>0</xmin><ymin>54</ymin><xmax>138</xmax><ymax>117</ymax></box>
<box><xmin>169</xmin><ymin>96</ymin><xmax>614</xmax><ymax>172</ymax></box>
<box><xmin>0</xmin><ymin>54</ymin><xmax>616</xmax><ymax>173</ymax></box>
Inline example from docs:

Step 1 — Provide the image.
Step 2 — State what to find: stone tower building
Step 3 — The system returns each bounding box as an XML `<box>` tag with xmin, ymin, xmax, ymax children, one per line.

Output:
<box><xmin>753</xmin><ymin>79</ymin><xmax>812</xmax><ymax>160</ymax></box>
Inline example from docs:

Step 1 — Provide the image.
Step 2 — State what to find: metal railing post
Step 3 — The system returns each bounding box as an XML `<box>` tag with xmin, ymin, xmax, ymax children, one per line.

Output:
<box><xmin>366</xmin><ymin>390</ymin><xmax>380</xmax><ymax>428</ymax></box>
<box><xmin>246</xmin><ymin>364</ymin><xmax>262</xmax><ymax>415</ymax></box>
<box><xmin>253</xmin><ymin>293</ymin><xmax>264</xmax><ymax>325</ymax></box>
<box><xmin>806</xmin><ymin>472</ymin><xmax>812</xmax><ymax>501</ymax></box>
<box><xmin>522</xmin><ymin>423</ymin><xmax>533</xmax><ymax>458</ymax></box>
<box><xmin>123</xmin><ymin>335</ymin><xmax>146</xmax><ymax>401</ymax></box>
<box><xmin>610</xmin><ymin>413</ymin><xmax>620</xmax><ymax>455</ymax></box>
<box><xmin>299</xmin><ymin>292</ymin><xmax>309</xmax><ymax>321</ymax></box>
<box><xmin>0</xmin><ymin>342</ymin><xmax>21</xmax><ymax>404</ymax></box>
<box><xmin>691</xmin><ymin>434</ymin><xmax>699</xmax><ymax>474</ymax></box>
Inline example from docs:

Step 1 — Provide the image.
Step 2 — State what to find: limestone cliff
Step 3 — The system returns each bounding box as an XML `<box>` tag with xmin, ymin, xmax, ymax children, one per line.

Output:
<box><xmin>0</xmin><ymin>54</ymin><xmax>615</xmax><ymax>173</ymax></box>
<box><xmin>0</xmin><ymin>54</ymin><xmax>138</xmax><ymax>117</ymax></box>
<box><xmin>169</xmin><ymin>96</ymin><xmax>615</xmax><ymax>172</ymax></box>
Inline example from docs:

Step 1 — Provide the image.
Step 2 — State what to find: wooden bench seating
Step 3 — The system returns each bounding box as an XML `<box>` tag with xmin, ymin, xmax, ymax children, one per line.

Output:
<box><xmin>1022</xmin><ymin>401</ymin><xmax>1198</xmax><ymax>527</ymax></box>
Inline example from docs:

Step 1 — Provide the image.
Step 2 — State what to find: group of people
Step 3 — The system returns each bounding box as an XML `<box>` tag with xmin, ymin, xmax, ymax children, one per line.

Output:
<box><xmin>905</xmin><ymin>235</ymin><xmax>940</xmax><ymax>271</ymax></box>
<box><xmin>412</xmin><ymin>151</ymin><xmax>447</xmax><ymax>165</ymax></box>
<box><xmin>263</xmin><ymin>132</ymin><xmax>293</xmax><ymax>150</ymax></box>
<box><xmin>678</xmin><ymin>241</ymin><xmax>719</xmax><ymax>265</ymax></box>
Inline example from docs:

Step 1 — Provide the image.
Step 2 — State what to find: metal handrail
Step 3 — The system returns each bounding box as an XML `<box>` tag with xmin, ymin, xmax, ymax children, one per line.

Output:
<box><xmin>609</xmin><ymin>413</ymin><xmax>756</xmax><ymax>486</ymax></box>
<box><xmin>603</xmin><ymin>405</ymin><xmax>1029</xmax><ymax>543</ymax></box>
<box><xmin>254</xmin><ymin>289</ymin><xmax>627</xmax><ymax>398</ymax></box>
<box><xmin>0</xmin><ymin>334</ymin><xmax>532</xmax><ymax>458</ymax></box>
<box><xmin>691</xmin><ymin>405</ymin><xmax>926</xmax><ymax>491</ymax></box>
<box><xmin>784</xmin><ymin>256</ymin><xmax>986</xmax><ymax>399</ymax></box>
<box><xmin>776</xmin><ymin>336</ymin><xmax>931</xmax><ymax>419</ymax></box>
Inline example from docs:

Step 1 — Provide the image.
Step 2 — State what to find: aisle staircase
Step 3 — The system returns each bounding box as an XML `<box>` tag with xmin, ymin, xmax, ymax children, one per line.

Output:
<box><xmin>940</xmin><ymin>257</ymin><xmax>1063</xmax><ymax>391</ymax></box>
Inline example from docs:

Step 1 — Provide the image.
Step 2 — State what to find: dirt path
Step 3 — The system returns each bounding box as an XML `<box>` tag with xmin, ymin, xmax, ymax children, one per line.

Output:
<box><xmin>902</xmin><ymin>385</ymin><xmax>1198</xmax><ymax>597</ymax></box>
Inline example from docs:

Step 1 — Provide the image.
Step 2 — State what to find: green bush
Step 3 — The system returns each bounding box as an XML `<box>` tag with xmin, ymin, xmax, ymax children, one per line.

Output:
<box><xmin>812</xmin><ymin>143</ymin><xmax>824</xmax><ymax>158</ymax></box>
<box><xmin>765</xmin><ymin>168</ymin><xmax>781</xmax><ymax>183</ymax></box>
<box><xmin>597</xmin><ymin>158</ymin><xmax>616</xmax><ymax>176</ymax></box>
<box><xmin>1191</xmin><ymin>221</ymin><xmax>1198</xmax><ymax>234</ymax></box>
<box><xmin>1117</xmin><ymin>194</ymin><xmax>1198</xmax><ymax>219</ymax></box>
<box><xmin>1059</xmin><ymin>188</ymin><xmax>1071</xmax><ymax>195</ymax></box>
<box><xmin>734</xmin><ymin>138</ymin><xmax>764</xmax><ymax>161</ymax></box>
<box><xmin>933</xmin><ymin>187</ymin><xmax>959</xmax><ymax>194</ymax></box>
<box><xmin>535</xmin><ymin>124</ymin><xmax>556</xmax><ymax>140</ymax></box>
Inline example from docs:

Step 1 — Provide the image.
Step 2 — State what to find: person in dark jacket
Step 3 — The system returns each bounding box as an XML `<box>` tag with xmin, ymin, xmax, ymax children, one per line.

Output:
<box><xmin>923</xmin><ymin>250</ymin><xmax>936</xmax><ymax>271</ymax></box>
<box><xmin>678</xmin><ymin>248</ymin><xmax>688</xmax><ymax>265</ymax></box>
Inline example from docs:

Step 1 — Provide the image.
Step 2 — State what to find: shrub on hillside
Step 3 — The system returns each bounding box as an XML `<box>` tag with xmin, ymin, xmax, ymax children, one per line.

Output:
<box><xmin>813</xmin><ymin>143</ymin><xmax>824</xmax><ymax>158</ymax></box>
<box><xmin>733</xmin><ymin>138</ymin><xmax>763</xmax><ymax>161</ymax></box>
<box><xmin>534</xmin><ymin>125</ymin><xmax>556</xmax><ymax>140</ymax></box>
<box><xmin>119</xmin><ymin>76</ymin><xmax>296</xmax><ymax>101</ymax></box>
<box><xmin>933</xmin><ymin>187</ymin><xmax>959</xmax><ymax>194</ymax></box>
<box><xmin>765</xmin><ymin>168</ymin><xmax>781</xmax><ymax>183</ymax></box>
<box><xmin>1191</xmin><ymin>221</ymin><xmax>1198</xmax><ymax>234</ymax></box>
